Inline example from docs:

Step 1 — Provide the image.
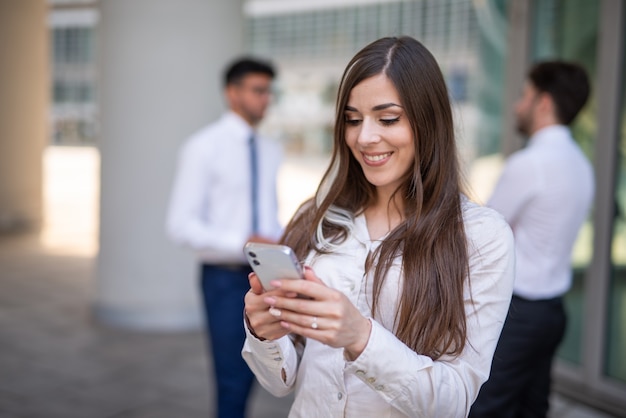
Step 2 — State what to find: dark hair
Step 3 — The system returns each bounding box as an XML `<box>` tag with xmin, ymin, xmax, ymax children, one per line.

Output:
<box><xmin>282</xmin><ymin>36</ymin><xmax>469</xmax><ymax>360</ymax></box>
<box><xmin>528</xmin><ymin>61</ymin><xmax>590</xmax><ymax>125</ymax></box>
<box><xmin>223</xmin><ymin>57</ymin><xmax>275</xmax><ymax>87</ymax></box>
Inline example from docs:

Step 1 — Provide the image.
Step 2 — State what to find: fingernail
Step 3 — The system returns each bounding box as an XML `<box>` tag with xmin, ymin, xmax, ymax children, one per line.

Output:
<box><xmin>268</xmin><ymin>307</ymin><xmax>282</xmax><ymax>317</ymax></box>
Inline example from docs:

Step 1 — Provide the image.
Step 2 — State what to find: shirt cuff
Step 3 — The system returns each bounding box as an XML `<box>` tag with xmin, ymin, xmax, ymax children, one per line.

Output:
<box><xmin>243</xmin><ymin>320</ymin><xmax>298</xmax><ymax>387</ymax></box>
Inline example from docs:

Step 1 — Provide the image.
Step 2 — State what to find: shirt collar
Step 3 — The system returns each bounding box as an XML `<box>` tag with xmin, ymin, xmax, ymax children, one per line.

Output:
<box><xmin>353</xmin><ymin>212</ymin><xmax>391</xmax><ymax>247</ymax></box>
<box><xmin>222</xmin><ymin>111</ymin><xmax>255</xmax><ymax>143</ymax></box>
<box><xmin>354</xmin><ymin>213</ymin><xmax>370</xmax><ymax>244</ymax></box>
<box><xmin>528</xmin><ymin>124</ymin><xmax>571</xmax><ymax>147</ymax></box>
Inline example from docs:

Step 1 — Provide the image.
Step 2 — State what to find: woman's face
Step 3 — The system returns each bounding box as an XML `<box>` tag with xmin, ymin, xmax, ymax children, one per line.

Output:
<box><xmin>344</xmin><ymin>74</ymin><xmax>415</xmax><ymax>197</ymax></box>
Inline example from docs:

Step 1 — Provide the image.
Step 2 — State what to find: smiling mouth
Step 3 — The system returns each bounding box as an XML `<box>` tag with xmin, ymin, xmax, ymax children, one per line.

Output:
<box><xmin>363</xmin><ymin>152</ymin><xmax>392</xmax><ymax>162</ymax></box>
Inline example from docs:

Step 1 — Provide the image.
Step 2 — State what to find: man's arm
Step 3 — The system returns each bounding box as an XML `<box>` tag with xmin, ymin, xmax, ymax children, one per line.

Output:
<box><xmin>165</xmin><ymin>138</ymin><xmax>244</xmax><ymax>252</ymax></box>
<box><xmin>487</xmin><ymin>153</ymin><xmax>536</xmax><ymax>226</ymax></box>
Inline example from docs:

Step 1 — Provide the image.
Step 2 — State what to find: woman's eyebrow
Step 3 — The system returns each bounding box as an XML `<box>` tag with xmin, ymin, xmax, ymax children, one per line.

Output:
<box><xmin>344</xmin><ymin>103</ymin><xmax>402</xmax><ymax>112</ymax></box>
<box><xmin>372</xmin><ymin>102</ymin><xmax>402</xmax><ymax>111</ymax></box>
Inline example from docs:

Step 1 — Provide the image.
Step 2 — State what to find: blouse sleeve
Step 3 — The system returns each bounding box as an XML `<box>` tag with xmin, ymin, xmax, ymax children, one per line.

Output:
<box><xmin>343</xmin><ymin>208</ymin><xmax>515</xmax><ymax>417</ymax></box>
<box><xmin>241</xmin><ymin>323</ymin><xmax>300</xmax><ymax>398</ymax></box>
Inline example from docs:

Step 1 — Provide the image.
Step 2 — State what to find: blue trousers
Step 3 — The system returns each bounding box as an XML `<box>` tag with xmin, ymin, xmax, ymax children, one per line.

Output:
<box><xmin>201</xmin><ymin>264</ymin><xmax>255</xmax><ymax>418</ymax></box>
<box><xmin>469</xmin><ymin>295</ymin><xmax>566</xmax><ymax>418</ymax></box>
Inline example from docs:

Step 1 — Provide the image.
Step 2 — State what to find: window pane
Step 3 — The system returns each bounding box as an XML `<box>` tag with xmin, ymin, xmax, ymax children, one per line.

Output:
<box><xmin>49</xmin><ymin>10</ymin><xmax>98</xmax><ymax>145</ymax></box>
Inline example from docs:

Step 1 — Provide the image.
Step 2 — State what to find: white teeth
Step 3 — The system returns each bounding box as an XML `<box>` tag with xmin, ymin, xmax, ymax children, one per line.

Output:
<box><xmin>364</xmin><ymin>152</ymin><xmax>391</xmax><ymax>162</ymax></box>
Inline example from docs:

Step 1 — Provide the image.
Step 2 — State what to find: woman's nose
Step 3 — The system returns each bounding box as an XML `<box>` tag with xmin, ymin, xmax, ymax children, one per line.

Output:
<box><xmin>357</xmin><ymin>120</ymin><xmax>381</xmax><ymax>145</ymax></box>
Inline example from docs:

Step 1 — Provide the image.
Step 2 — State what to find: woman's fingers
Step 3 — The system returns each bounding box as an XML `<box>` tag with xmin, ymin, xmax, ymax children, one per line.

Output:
<box><xmin>248</xmin><ymin>272</ymin><xmax>264</xmax><ymax>295</ymax></box>
<box><xmin>268</xmin><ymin>269</ymin><xmax>330</xmax><ymax>301</ymax></box>
<box><xmin>264</xmin><ymin>284</ymin><xmax>371</xmax><ymax>353</ymax></box>
<box><xmin>303</xmin><ymin>265</ymin><xmax>324</xmax><ymax>283</ymax></box>
<box><xmin>244</xmin><ymin>280</ymin><xmax>300</xmax><ymax>341</ymax></box>
<box><xmin>245</xmin><ymin>299</ymin><xmax>291</xmax><ymax>341</ymax></box>
<box><xmin>247</xmin><ymin>267</ymin><xmax>369</xmax><ymax>349</ymax></box>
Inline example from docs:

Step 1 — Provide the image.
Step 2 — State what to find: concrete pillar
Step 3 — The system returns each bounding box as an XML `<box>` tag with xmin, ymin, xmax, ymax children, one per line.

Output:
<box><xmin>0</xmin><ymin>1</ymin><xmax>48</xmax><ymax>233</ymax></box>
<box><xmin>95</xmin><ymin>0</ymin><xmax>244</xmax><ymax>330</ymax></box>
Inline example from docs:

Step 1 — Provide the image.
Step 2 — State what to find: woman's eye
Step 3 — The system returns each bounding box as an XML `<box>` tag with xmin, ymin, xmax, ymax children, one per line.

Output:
<box><xmin>381</xmin><ymin>117</ymin><xmax>400</xmax><ymax>126</ymax></box>
<box><xmin>345</xmin><ymin>119</ymin><xmax>361</xmax><ymax>126</ymax></box>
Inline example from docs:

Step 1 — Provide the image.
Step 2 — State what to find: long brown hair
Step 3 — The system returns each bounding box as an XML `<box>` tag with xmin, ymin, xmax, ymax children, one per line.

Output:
<box><xmin>282</xmin><ymin>36</ymin><xmax>469</xmax><ymax>360</ymax></box>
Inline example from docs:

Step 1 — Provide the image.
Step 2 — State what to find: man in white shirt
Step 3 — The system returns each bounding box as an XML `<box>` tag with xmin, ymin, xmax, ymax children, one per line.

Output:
<box><xmin>470</xmin><ymin>61</ymin><xmax>594</xmax><ymax>417</ymax></box>
<box><xmin>166</xmin><ymin>57</ymin><xmax>283</xmax><ymax>418</ymax></box>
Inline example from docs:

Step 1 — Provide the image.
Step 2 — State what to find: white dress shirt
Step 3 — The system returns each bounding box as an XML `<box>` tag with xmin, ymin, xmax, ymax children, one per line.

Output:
<box><xmin>166</xmin><ymin>111</ymin><xmax>283</xmax><ymax>264</ymax></box>
<box><xmin>242</xmin><ymin>198</ymin><xmax>515</xmax><ymax>417</ymax></box>
<box><xmin>487</xmin><ymin>125</ymin><xmax>594</xmax><ymax>300</ymax></box>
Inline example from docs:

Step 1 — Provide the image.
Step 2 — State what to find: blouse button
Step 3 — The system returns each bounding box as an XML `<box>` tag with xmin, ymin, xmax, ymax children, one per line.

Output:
<box><xmin>367</xmin><ymin>377</ymin><xmax>376</xmax><ymax>384</ymax></box>
<box><xmin>355</xmin><ymin>370</ymin><xmax>366</xmax><ymax>376</ymax></box>
<box><xmin>337</xmin><ymin>392</ymin><xmax>343</xmax><ymax>400</ymax></box>
<box><xmin>375</xmin><ymin>384</ymin><xmax>385</xmax><ymax>391</ymax></box>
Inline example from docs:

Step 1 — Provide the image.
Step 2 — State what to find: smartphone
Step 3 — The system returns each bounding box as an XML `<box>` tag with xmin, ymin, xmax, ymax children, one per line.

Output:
<box><xmin>243</xmin><ymin>242</ymin><xmax>304</xmax><ymax>291</ymax></box>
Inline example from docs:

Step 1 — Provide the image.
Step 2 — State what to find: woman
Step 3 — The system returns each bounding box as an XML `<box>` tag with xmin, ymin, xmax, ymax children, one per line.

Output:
<box><xmin>242</xmin><ymin>36</ymin><xmax>514</xmax><ymax>417</ymax></box>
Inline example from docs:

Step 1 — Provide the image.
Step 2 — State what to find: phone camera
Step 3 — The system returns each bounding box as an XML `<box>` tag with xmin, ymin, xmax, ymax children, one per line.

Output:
<box><xmin>248</xmin><ymin>251</ymin><xmax>257</xmax><ymax>258</ymax></box>
<box><xmin>252</xmin><ymin>260</ymin><xmax>260</xmax><ymax>266</ymax></box>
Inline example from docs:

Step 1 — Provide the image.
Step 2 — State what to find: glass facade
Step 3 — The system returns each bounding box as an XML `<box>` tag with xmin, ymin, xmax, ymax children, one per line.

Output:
<box><xmin>247</xmin><ymin>0</ymin><xmax>482</xmax><ymax>162</ymax></box>
<box><xmin>49</xmin><ymin>6</ymin><xmax>99</xmax><ymax>145</ymax></box>
<box><xmin>248</xmin><ymin>0</ymin><xmax>478</xmax><ymax>66</ymax></box>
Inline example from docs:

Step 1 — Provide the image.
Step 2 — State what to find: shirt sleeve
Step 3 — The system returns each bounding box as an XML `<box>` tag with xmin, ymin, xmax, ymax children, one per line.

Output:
<box><xmin>343</xmin><ymin>211</ymin><xmax>515</xmax><ymax>417</ymax></box>
<box><xmin>241</xmin><ymin>324</ymin><xmax>300</xmax><ymax>398</ymax></box>
<box><xmin>165</xmin><ymin>137</ymin><xmax>245</xmax><ymax>253</ymax></box>
<box><xmin>487</xmin><ymin>152</ymin><xmax>537</xmax><ymax>226</ymax></box>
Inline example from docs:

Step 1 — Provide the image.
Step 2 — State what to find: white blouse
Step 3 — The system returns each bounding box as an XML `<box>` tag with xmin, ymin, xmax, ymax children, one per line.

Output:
<box><xmin>242</xmin><ymin>198</ymin><xmax>515</xmax><ymax>417</ymax></box>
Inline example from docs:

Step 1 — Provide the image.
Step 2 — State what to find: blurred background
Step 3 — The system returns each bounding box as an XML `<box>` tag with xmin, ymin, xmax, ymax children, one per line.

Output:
<box><xmin>0</xmin><ymin>0</ymin><xmax>624</xmax><ymax>416</ymax></box>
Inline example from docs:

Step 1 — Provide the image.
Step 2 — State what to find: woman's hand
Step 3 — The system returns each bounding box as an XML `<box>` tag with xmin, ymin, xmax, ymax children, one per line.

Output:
<box><xmin>263</xmin><ymin>267</ymin><xmax>372</xmax><ymax>360</ymax></box>
<box><xmin>244</xmin><ymin>272</ymin><xmax>297</xmax><ymax>341</ymax></box>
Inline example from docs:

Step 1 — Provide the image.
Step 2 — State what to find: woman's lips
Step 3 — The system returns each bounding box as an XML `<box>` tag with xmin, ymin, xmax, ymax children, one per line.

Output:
<box><xmin>362</xmin><ymin>152</ymin><xmax>392</xmax><ymax>166</ymax></box>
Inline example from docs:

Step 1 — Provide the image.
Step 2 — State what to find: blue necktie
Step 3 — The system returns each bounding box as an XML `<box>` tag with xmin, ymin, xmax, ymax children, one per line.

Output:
<box><xmin>249</xmin><ymin>134</ymin><xmax>259</xmax><ymax>235</ymax></box>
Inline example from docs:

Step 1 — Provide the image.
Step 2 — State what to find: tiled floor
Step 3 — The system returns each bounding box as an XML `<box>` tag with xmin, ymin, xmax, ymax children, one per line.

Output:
<box><xmin>0</xmin><ymin>147</ymin><xmax>619</xmax><ymax>417</ymax></box>
<box><xmin>0</xmin><ymin>234</ymin><xmax>293</xmax><ymax>418</ymax></box>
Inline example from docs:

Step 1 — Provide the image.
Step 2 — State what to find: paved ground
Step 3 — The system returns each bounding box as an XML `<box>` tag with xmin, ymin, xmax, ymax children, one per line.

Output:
<box><xmin>0</xmin><ymin>233</ymin><xmax>294</xmax><ymax>418</ymax></box>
